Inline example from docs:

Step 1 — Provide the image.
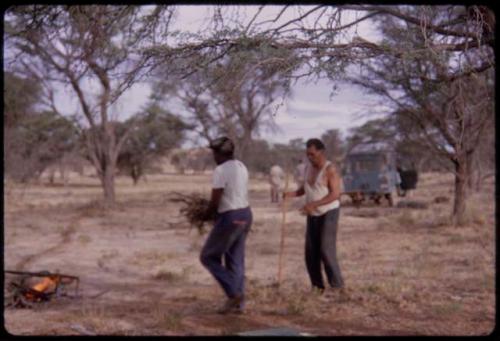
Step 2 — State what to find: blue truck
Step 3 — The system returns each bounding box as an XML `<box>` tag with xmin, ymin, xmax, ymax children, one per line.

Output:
<box><xmin>341</xmin><ymin>142</ymin><xmax>417</xmax><ymax>206</ymax></box>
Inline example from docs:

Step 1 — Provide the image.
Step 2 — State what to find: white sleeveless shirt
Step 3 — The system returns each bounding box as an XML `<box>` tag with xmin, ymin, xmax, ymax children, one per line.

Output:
<box><xmin>304</xmin><ymin>161</ymin><xmax>340</xmax><ymax>216</ymax></box>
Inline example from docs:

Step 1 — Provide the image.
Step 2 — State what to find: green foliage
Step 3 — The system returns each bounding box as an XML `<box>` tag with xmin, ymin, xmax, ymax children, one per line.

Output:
<box><xmin>117</xmin><ymin>103</ymin><xmax>192</xmax><ymax>184</ymax></box>
<box><xmin>321</xmin><ymin>129</ymin><xmax>345</xmax><ymax>162</ymax></box>
<box><xmin>4</xmin><ymin>72</ymin><xmax>81</xmax><ymax>182</ymax></box>
<box><xmin>243</xmin><ymin>138</ymin><xmax>303</xmax><ymax>174</ymax></box>
<box><xmin>170</xmin><ymin>148</ymin><xmax>213</xmax><ymax>174</ymax></box>
<box><xmin>5</xmin><ymin>111</ymin><xmax>79</xmax><ymax>182</ymax></box>
<box><xmin>242</xmin><ymin>139</ymin><xmax>273</xmax><ymax>174</ymax></box>
<box><xmin>345</xmin><ymin>116</ymin><xmax>445</xmax><ymax>172</ymax></box>
<box><xmin>154</xmin><ymin>33</ymin><xmax>301</xmax><ymax>162</ymax></box>
<box><xmin>346</xmin><ymin>118</ymin><xmax>395</xmax><ymax>150</ymax></box>
<box><xmin>3</xmin><ymin>72</ymin><xmax>42</xmax><ymax>127</ymax></box>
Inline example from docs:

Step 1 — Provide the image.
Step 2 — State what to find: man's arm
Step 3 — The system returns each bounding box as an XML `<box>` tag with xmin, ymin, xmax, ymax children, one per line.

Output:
<box><xmin>204</xmin><ymin>188</ymin><xmax>223</xmax><ymax>219</ymax></box>
<box><xmin>283</xmin><ymin>185</ymin><xmax>305</xmax><ymax>199</ymax></box>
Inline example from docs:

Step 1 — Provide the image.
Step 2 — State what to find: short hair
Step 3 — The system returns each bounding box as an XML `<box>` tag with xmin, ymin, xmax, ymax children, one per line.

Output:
<box><xmin>209</xmin><ymin>136</ymin><xmax>235</xmax><ymax>157</ymax></box>
<box><xmin>306</xmin><ymin>138</ymin><xmax>325</xmax><ymax>151</ymax></box>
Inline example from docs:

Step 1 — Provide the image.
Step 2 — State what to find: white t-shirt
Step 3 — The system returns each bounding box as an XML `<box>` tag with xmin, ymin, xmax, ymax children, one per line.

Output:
<box><xmin>212</xmin><ymin>159</ymin><xmax>249</xmax><ymax>213</ymax></box>
<box><xmin>269</xmin><ymin>165</ymin><xmax>284</xmax><ymax>187</ymax></box>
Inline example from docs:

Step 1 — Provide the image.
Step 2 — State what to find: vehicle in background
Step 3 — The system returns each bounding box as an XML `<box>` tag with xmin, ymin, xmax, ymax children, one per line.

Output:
<box><xmin>341</xmin><ymin>142</ymin><xmax>417</xmax><ymax>206</ymax></box>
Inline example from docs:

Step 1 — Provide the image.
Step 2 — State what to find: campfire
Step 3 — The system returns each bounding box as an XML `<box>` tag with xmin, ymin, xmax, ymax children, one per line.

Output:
<box><xmin>5</xmin><ymin>270</ymin><xmax>79</xmax><ymax>308</ymax></box>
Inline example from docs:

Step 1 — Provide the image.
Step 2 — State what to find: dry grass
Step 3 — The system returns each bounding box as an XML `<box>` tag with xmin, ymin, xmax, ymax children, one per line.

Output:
<box><xmin>433</xmin><ymin>196</ymin><xmax>450</xmax><ymax>204</ymax></box>
<box><xmin>129</xmin><ymin>250</ymin><xmax>175</xmax><ymax>266</ymax></box>
<box><xmin>151</xmin><ymin>304</ymin><xmax>183</xmax><ymax>331</ymax></box>
<box><xmin>3</xmin><ymin>170</ymin><xmax>495</xmax><ymax>336</ymax></box>
<box><xmin>461</xmin><ymin>199</ymin><xmax>488</xmax><ymax>226</ymax></box>
<box><xmin>74</xmin><ymin>304</ymin><xmax>111</xmax><ymax>333</ymax></box>
<box><xmin>257</xmin><ymin>244</ymin><xmax>278</xmax><ymax>255</ymax></box>
<box><xmin>396</xmin><ymin>200</ymin><xmax>429</xmax><ymax>209</ymax></box>
<box><xmin>152</xmin><ymin>267</ymin><xmax>191</xmax><ymax>283</ymax></box>
<box><xmin>345</xmin><ymin>209</ymin><xmax>380</xmax><ymax>218</ymax></box>
<box><xmin>77</xmin><ymin>234</ymin><xmax>92</xmax><ymax>244</ymax></box>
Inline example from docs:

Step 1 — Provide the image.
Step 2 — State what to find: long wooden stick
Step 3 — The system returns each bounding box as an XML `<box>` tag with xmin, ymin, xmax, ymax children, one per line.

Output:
<box><xmin>277</xmin><ymin>171</ymin><xmax>290</xmax><ymax>288</ymax></box>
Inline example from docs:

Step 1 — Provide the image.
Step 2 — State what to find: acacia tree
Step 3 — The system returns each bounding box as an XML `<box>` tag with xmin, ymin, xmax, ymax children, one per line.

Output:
<box><xmin>344</xmin><ymin>6</ymin><xmax>494</xmax><ymax>225</ymax></box>
<box><xmin>3</xmin><ymin>72</ymin><xmax>42</xmax><ymax>128</ymax></box>
<box><xmin>4</xmin><ymin>5</ymin><xmax>175</xmax><ymax>205</ymax></box>
<box><xmin>345</xmin><ymin>116</ymin><xmax>444</xmax><ymax>172</ymax></box>
<box><xmin>4</xmin><ymin>72</ymin><xmax>81</xmax><ymax>182</ymax></box>
<box><xmin>152</xmin><ymin>42</ymin><xmax>299</xmax><ymax>162</ymax></box>
<box><xmin>321</xmin><ymin>129</ymin><xmax>345</xmax><ymax>164</ymax></box>
<box><xmin>4</xmin><ymin>72</ymin><xmax>42</xmax><ymax>179</ymax></box>
<box><xmin>116</xmin><ymin>102</ymin><xmax>192</xmax><ymax>184</ymax></box>
<box><xmin>469</xmin><ymin>114</ymin><xmax>495</xmax><ymax>191</ymax></box>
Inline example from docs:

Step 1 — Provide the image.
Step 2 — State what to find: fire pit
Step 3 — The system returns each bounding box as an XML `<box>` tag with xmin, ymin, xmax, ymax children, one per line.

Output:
<box><xmin>5</xmin><ymin>270</ymin><xmax>79</xmax><ymax>308</ymax></box>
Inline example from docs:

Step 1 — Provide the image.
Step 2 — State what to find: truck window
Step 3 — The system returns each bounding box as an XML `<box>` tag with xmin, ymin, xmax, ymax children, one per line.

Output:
<box><xmin>345</xmin><ymin>162</ymin><xmax>352</xmax><ymax>174</ymax></box>
<box><xmin>358</xmin><ymin>159</ymin><xmax>377</xmax><ymax>171</ymax></box>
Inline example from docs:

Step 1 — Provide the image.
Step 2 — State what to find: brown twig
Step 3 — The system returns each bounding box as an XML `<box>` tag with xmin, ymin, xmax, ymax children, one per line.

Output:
<box><xmin>168</xmin><ymin>192</ymin><xmax>213</xmax><ymax>234</ymax></box>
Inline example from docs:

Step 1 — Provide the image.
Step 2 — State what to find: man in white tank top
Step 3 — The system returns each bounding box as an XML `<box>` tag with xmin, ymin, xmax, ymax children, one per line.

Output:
<box><xmin>283</xmin><ymin>138</ymin><xmax>344</xmax><ymax>292</ymax></box>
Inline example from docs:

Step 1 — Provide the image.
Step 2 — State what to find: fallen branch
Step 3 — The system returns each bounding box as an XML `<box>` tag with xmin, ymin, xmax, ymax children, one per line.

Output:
<box><xmin>168</xmin><ymin>192</ymin><xmax>213</xmax><ymax>234</ymax></box>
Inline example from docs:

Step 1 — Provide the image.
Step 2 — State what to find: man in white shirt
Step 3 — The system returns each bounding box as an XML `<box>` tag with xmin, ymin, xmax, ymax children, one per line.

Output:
<box><xmin>269</xmin><ymin>164</ymin><xmax>284</xmax><ymax>203</ymax></box>
<box><xmin>200</xmin><ymin>136</ymin><xmax>253</xmax><ymax>314</ymax></box>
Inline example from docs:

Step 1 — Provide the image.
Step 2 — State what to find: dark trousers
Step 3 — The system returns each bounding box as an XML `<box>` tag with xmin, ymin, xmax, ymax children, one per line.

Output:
<box><xmin>305</xmin><ymin>208</ymin><xmax>344</xmax><ymax>289</ymax></box>
<box><xmin>200</xmin><ymin>207</ymin><xmax>252</xmax><ymax>299</ymax></box>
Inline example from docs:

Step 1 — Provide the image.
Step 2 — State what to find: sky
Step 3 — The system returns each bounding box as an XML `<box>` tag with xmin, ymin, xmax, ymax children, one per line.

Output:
<box><xmin>51</xmin><ymin>5</ymin><xmax>390</xmax><ymax>147</ymax></box>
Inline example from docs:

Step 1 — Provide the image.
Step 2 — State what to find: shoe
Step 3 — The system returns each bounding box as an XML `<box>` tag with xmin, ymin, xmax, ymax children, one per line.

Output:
<box><xmin>324</xmin><ymin>286</ymin><xmax>346</xmax><ymax>297</ymax></box>
<box><xmin>217</xmin><ymin>295</ymin><xmax>245</xmax><ymax>315</ymax></box>
<box><xmin>311</xmin><ymin>286</ymin><xmax>325</xmax><ymax>295</ymax></box>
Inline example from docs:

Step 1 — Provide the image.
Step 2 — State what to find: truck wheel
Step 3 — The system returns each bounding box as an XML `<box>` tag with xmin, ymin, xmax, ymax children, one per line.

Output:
<box><xmin>397</xmin><ymin>186</ymin><xmax>406</xmax><ymax>197</ymax></box>
<box><xmin>350</xmin><ymin>192</ymin><xmax>363</xmax><ymax>207</ymax></box>
<box><xmin>385</xmin><ymin>193</ymin><xmax>394</xmax><ymax>207</ymax></box>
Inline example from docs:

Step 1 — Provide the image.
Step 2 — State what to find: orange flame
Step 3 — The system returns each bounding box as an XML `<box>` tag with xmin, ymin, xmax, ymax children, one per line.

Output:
<box><xmin>29</xmin><ymin>276</ymin><xmax>60</xmax><ymax>295</ymax></box>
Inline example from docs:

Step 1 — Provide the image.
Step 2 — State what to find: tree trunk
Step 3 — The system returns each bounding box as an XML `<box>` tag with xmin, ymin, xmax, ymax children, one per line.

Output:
<box><xmin>132</xmin><ymin>166</ymin><xmax>140</xmax><ymax>186</ymax></box>
<box><xmin>466</xmin><ymin>152</ymin><xmax>477</xmax><ymax>192</ymax></box>
<box><xmin>416</xmin><ymin>156</ymin><xmax>427</xmax><ymax>173</ymax></box>
<box><xmin>237</xmin><ymin>133</ymin><xmax>252</xmax><ymax>163</ymax></box>
<box><xmin>49</xmin><ymin>168</ymin><xmax>55</xmax><ymax>184</ymax></box>
<box><xmin>100</xmin><ymin>158</ymin><xmax>116</xmax><ymax>206</ymax></box>
<box><xmin>452</xmin><ymin>159</ymin><xmax>468</xmax><ymax>226</ymax></box>
<box><xmin>58</xmin><ymin>160</ymin><xmax>68</xmax><ymax>187</ymax></box>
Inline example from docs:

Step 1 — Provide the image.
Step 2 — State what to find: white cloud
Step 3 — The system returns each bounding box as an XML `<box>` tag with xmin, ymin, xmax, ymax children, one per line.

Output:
<box><xmin>260</xmin><ymin>76</ymin><xmax>390</xmax><ymax>144</ymax></box>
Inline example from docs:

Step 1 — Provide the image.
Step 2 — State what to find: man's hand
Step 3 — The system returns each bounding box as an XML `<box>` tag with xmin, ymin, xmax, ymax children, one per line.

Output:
<box><xmin>202</xmin><ymin>208</ymin><xmax>216</xmax><ymax>221</ymax></box>
<box><xmin>300</xmin><ymin>202</ymin><xmax>317</xmax><ymax>215</ymax></box>
<box><xmin>282</xmin><ymin>191</ymin><xmax>295</xmax><ymax>200</ymax></box>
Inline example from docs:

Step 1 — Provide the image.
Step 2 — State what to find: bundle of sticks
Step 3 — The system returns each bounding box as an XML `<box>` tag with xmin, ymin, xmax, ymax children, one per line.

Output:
<box><xmin>168</xmin><ymin>192</ymin><xmax>214</xmax><ymax>234</ymax></box>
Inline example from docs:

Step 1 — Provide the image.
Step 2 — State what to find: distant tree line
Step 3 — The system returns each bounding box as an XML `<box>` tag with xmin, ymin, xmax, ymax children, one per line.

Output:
<box><xmin>4</xmin><ymin>72</ymin><xmax>190</xmax><ymax>186</ymax></box>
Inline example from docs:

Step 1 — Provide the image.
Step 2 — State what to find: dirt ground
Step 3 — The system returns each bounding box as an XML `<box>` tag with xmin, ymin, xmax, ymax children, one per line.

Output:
<box><xmin>3</xmin><ymin>170</ymin><xmax>496</xmax><ymax>336</ymax></box>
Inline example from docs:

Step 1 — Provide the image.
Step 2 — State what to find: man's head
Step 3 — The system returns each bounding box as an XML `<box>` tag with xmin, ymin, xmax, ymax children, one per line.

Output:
<box><xmin>305</xmin><ymin>138</ymin><xmax>326</xmax><ymax>167</ymax></box>
<box><xmin>209</xmin><ymin>136</ymin><xmax>235</xmax><ymax>165</ymax></box>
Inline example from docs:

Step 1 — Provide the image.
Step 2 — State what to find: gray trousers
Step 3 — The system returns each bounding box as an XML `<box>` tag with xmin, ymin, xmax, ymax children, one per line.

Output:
<box><xmin>305</xmin><ymin>208</ymin><xmax>344</xmax><ymax>289</ymax></box>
